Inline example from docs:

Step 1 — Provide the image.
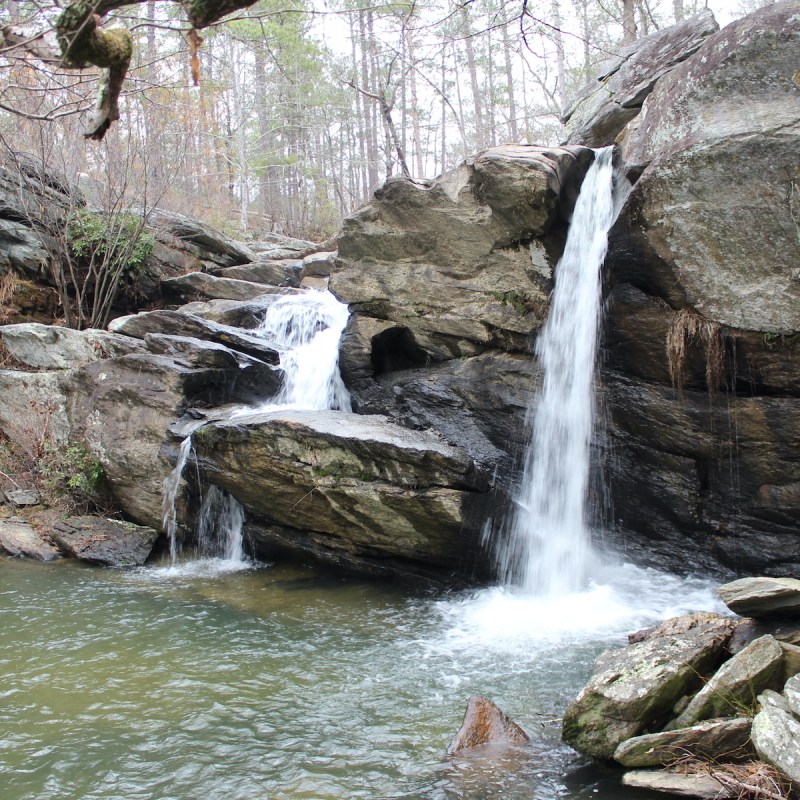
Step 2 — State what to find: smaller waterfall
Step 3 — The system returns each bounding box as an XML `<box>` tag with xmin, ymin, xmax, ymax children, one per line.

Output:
<box><xmin>161</xmin><ymin>431</ymin><xmax>200</xmax><ymax>562</ymax></box>
<box><xmin>497</xmin><ymin>147</ymin><xmax>616</xmax><ymax>596</ymax></box>
<box><xmin>196</xmin><ymin>485</ymin><xmax>245</xmax><ymax>562</ymax></box>
<box><xmin>256</xmin><ymin>290</ymin><xmax>351</xmax><ymax>412</ymax></box>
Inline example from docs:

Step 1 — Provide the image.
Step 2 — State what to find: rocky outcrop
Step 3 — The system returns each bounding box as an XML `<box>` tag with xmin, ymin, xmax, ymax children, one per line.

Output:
<box><xmin>561</xmin><ymin>613</ymin><xmax>735</xmax><ymax>759</ymax></box>
<box><xmin>595</xmin><ymin>1</ymin><xmax>800</xmax><ymax>577</ymax></box>
<box><xmin>447</xmin><ymin>696</ymin><xmax>530</xmax><ymax>755</ymax></box>
<box><xmin>565</xmin><ymin>587</ymin><xmax>800</xmax><ymax>796</ymax></box>
<box><xmin>48</xmin><ymin>516</ymin><xmax>158</xmax><ymax>566</ymax></box>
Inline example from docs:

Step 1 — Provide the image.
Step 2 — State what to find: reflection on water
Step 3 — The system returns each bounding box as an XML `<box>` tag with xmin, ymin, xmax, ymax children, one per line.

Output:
<box><xmin>0</xmin><ymin>555</ymin><xmax>721</xmax><ymax>800</ymax></box>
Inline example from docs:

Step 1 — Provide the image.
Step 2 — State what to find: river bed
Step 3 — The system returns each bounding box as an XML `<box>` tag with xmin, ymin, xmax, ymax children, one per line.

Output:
<box><xmin>1</xmin><ymin>555</ymin><xmax>720</xmax><ymax>800</ymax></box>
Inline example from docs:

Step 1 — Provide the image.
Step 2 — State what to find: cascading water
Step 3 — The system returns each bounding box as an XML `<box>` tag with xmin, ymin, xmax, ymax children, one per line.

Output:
<box><xmin>496</xmin><ymin>147</ymin><xmax>615</xmax><ymax>596</ymax></box>
<box><xmin>255</xmin><ymin>290</ymin><xmax>351</xmax><ymax>412</ymax></box>
<box><xmin>160</xmin><ymin>289</ymin><xmax>351</xmax><ymax>565</ymax></box>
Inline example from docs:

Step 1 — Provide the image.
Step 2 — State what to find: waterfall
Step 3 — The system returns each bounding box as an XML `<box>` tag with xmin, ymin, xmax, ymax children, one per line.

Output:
<box><xmin>196</xmin><ymin>485</ymin><xmax>245</xmax><ymax>562</ymax></box>
<box><xmin>256</xmin><ymin>290</ymin><xmax>351</xmax><ymax>412</ymax></box>
<box><xmin>161</xmin><ymin>289</ymin><xmax>350</xmax><ymax>564</ymax></box>
<box><xmin>496</xmin><ymin>147</ymin><xmax>615</xmax><ymax>596</ymax></box>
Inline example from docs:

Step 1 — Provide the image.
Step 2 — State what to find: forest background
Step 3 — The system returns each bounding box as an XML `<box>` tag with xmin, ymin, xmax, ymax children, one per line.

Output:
<box><xmin>0</xmin><ymin>0</ymin><xmax>768</xmax><ymax>242</ymax></box>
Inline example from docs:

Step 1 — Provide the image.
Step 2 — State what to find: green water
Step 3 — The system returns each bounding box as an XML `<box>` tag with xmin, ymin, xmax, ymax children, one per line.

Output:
<box><xmin>0</xmin><ymin>555</ymin><xmax>717</xmax><ymax>800</ymax></box>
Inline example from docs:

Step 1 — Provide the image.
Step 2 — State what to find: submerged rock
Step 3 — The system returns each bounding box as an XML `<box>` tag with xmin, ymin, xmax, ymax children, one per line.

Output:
<box><xmin>48</xmin><ymin>516</ymin><xmax>158</xmax><ymax>566</ymax></box>
<box><xmin>446</xmin><ymin>696</ymin><xmax>530</xmax><ymax>755</ymax></box>
<box><xmin>562</xmin><ymin>613</ymin><xmax>735</xmax><ymax>760</ymax></box>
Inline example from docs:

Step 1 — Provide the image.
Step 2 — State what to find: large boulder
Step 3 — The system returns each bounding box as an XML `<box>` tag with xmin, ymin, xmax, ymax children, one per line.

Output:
<box><xmin>751</xmin><ymin>705</ymin><xmax>800</xmax><ymax>785</ymax></box>
<box><xmin>562</xmin><ymin>613</ymin><xmax>736</xmax><ymax>760</ymax></box>
<box><xmin>332</xmin><ymin>144</ymin><xmax>593</xmax><ymax>360</ymax></box>
<box><xmin>563</xmin><ymin>10</ymin><xmax>718</xmax><ymax>147</ymax></box>
<box><xmin>0</xmin><ymin>516</ymin><xmax>62</xmax><ymax>561</ymax></box>
<box><xmin>192</xmin><ymin>409</ymin><xmax>493</xmax><ymax>577</ymax></box>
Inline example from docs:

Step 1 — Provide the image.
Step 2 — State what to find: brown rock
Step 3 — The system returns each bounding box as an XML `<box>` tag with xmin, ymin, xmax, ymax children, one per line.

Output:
<box><xmin>446</xmin><ymin>696</ymin><xmax>530</xmax><ymax>755</ymax></box>
<box><xmin>48</xmin><ymin>515</ymin><xmax>158</xmax><ymax>566</ymax></box>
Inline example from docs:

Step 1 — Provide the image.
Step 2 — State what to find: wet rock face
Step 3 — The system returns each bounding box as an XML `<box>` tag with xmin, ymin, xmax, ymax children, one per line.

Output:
<box><xmin>597</xmin><ymin>0</ymin><xmax>800</xmax><ymax>577</ymax></box>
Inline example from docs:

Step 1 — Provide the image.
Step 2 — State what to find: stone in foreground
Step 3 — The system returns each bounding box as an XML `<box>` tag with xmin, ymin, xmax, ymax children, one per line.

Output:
<box><xmin>48</xmin><ymin>516</ymin><xmax>158</xmax><ymax>566</ymax></box>
<box><xmin>446</xmin><ymin>696</ymin><xmax>530</xmax><ymax>755</ymax></box>
<box><xmin>671</xmin><ymin>634</ymin><xmax>784</xmax><ymax>727</ymax></box>
<box><xmin>562</xmin><ymin>613</ymin><xmax>735</xmax><ymax>760</ymax></box>
<box><xmin>621</xmin><ymin>768</ymin><xmax>728</xmax><ymax>799</ymax></box>
<box><xmin>751</xmin><ymin>705</ymin><xmax>800</xmax><ymax>785</ymax></box>
<box><xmin>0</xmin><ymin>517</ymin><xmax>62</xmax><ymax>561</ymax></box>
<box><xmin>718</xmin><ymin>577</ymin><xmax>800</xmax><ymax>619</ymax></box>
<box><xmin>613</xmin><ymin>717</ymin><xmax>753</xmax><ymax>767</ymax></box>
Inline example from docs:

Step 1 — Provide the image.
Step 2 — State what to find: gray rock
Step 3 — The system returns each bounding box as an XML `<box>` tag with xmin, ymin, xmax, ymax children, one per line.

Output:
<box><xmin>447</xmin><ymin>696</ymin><xmax>530</xmax><ymax>755</ymax></box>
<box><xmin>621</xmin><ymin>769</ymin><xmax>729</xmax><ymax>799</ymax></box>
<box><xmin>563</xmin><ymin>10</ymin><xmax>718</xmax><ymax>147</ymax></box>
<box><xmin>719</xmin><ymin>577</ymin><xmax>800</xmax><ymax>619</ymax></box>
<box><xmin>161</xmin><ymin>272</ymin><xmax>287</xmax><ymax>302</ymax></box>
<box><xmin>614</xmin><ymin>717</ymin><xmax>753</xmax><ymax>768</ymax></box>
<box><xmin>785</xmin><ymin>673</ymin><xmax>800</xmax><ymax>717</ymax></box>
<box><xmin>212</xmin><ymin>260</ymin><xmax>303</xmax><ymax>288</ymax></box>
<box><xmin>48</xmin><ymin>516</ymin><xmax>158</xmax><ymax>566</ymax></box>
<box><xmin>672</xmin><ymin>635</ymin><xmax>784</xmax><ymax>728</ymax></box>
<box><xmin>302</xmin><ymin>251</ymin><xmax>336</xmax><ymax>278</ymax></box>
<box><xmin>751</xmin><ymin>705</ymin><xmax>800</xmax><ymax>784</ymax></box>
<box><xmin>148</xmin><ymin>208</ymin><xmax>255</xmax><ymax>267</ymax></box>
<box><xmin>5</xmin><ymin>488</ymin><xmax>42</xmax><ymax>506</ymax></box>
<box><xmin>192</xmin><ymin>409</ymin><xmax>493</xmax><ymax>576</ymax></box>
<box><xmin>614</xmin><ymin>2</ymin><xmax>800</xmax><ymax>332</ymax></box>
<box><xmin>0</xmin><ymin>517</ymin><xmax>62</xmax><ymax>560</ymax></box>
<box><xmin>108</xmin><ymin>309</ymin><xmax>280</xmax><ymax>364</ymax></box>
<box><xmin>0</xmin><ymin>323</ymin><xmax>144</xmax><ymax>370</ymax></box>
<box><xmin>781</xmin><ymin>642</ymin><xmax>800</xmax><ymax>682</ymax></box>
<box><xmin>562</xmin><ymin>613</ymin><xmax>735</xmax><ymax>760</ymax></box>
<box><xmin>0</xmin><ymin>370</ymin><xmax>71</xmax><ymax>449</ymax></box>
<box><xmin>758</xmin><ymin>689</ymin><xmax>790</xmax><ymax>713</ymax></box>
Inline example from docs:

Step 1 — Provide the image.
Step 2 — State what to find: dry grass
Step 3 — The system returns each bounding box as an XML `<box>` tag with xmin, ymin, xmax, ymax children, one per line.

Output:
<box><xmin>0</xmin><ymin>271</ymin><xmax>18</xmax><ymax>322</ymax></box>
<box><xmin>673</xmin><ymin>756</ymin><xmax>794</xmax><ymax>800</ymax></box>
<box><xmin>666</xmin><ymin>309</ymin><xmax>724</xmax><ymax>393</ymax></box>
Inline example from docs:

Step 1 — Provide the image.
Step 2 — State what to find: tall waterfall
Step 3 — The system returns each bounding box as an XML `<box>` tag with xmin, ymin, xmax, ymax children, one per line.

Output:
<box><xmin>497</xmin><ymin>147</ymin><xmax>615</xmax><ymax>596</ymax></box>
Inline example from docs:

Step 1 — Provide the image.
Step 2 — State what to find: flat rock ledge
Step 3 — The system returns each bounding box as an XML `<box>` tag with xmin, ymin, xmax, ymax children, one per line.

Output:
<box><xmin>563</xmin><ymin>577</ymin><xmax>800</xmax><ymax>798</ymax></box>
<box><xmin>48</xmin><ymin>516</ymin><xmax>158</xmax><ymax>566</ymax></box>
<box><xmin>0</xmin><ymin>517</ymin><xmax>62</xmax><ymax>561</ymax></box>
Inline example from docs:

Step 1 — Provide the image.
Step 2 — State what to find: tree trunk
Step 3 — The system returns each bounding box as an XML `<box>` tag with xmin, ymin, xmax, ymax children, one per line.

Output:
<box><xmin>459</xmin><ymin>6</ymin><xmax>484</xmax><ymax>151</ymax></box>
<box><xmin>622</xmin><ymin>0</ymin><xmax>638</xmax><ymax>43</ymax></box>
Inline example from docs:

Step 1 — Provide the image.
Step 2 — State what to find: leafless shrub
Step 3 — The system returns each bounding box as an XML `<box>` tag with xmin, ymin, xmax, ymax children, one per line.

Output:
<box><xmin>666</xmin><ymin>309</ymin><xmax>724</xmax><ymax>393</ymax></box>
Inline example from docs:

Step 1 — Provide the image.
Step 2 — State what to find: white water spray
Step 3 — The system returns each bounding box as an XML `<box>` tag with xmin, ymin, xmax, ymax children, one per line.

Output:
<box><xmin>497</xmin><ymin>147</ymin><xmax>615</xmax><ymax>596</ymax></box>
<box><xmin>255</xmin><ymin>290</ymin><xmax>351</xmax><ymax>412</ymax></box>
<box><xmin>161</xmin><ymin>429</ymin><xmax>201</xmax><ymax>562</ymax></box>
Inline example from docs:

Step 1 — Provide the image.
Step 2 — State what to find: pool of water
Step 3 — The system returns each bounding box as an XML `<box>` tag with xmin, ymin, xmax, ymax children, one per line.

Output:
<box><xmin>0</xmin><ymin>555</ymin><xmax>721</xmax><ymax>800</ymax></box>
